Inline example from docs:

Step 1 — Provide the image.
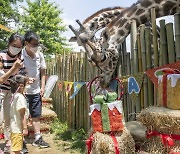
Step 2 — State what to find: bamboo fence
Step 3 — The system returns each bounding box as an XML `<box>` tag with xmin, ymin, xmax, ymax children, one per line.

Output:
<box><xmin>46</xmin><ymin>12</ymin><xmax>180</xmax><ymax>132</ymax></box>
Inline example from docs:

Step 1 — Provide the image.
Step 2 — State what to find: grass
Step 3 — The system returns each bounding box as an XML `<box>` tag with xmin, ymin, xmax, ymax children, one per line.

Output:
<box><xmin>50</xmin><ymin>118</ymin><xmax>88</xmax><ymax>153</ymax></box>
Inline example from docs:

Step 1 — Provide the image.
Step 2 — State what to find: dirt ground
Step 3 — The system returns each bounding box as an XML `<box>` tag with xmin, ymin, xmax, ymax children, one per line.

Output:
<box><xmin>0</xmin><ymin>133</ymin><xmax>81</xmax><ymax>154</ymax></box>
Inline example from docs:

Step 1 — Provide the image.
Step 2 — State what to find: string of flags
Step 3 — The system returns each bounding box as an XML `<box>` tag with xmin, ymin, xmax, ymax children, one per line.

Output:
<box><xmin>55</xmin><ymin>61</ymin><xmax>180</xmax><ymax>102</ymax></box>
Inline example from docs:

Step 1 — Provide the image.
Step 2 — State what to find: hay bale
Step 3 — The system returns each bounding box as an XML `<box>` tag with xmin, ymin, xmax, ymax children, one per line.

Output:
<box><xmin>126</xmin><ymin>121</ymin><xmax>147</xmax><ymax>150</ymax></box>
<box><xmin>42</xmin><ymin>97</ymin><xmax>53</xmax><ymax>108</ymax></box>
<box><xmin>158</xmin><ymin>74</ymin><xmax>180</xmax><ymax>110</ymax></box>
<box><xmin>90</xmin><ymin>128</ymin><xmax>135</xmax><ymax>154</ymax></box>
<box><xmin>137</xmin><ymin>106</ymin><xmax>180</xmax><ymax>134</ymax></box>
<box><xmin>28</xmin><ymin>123</ymin><xmax>50</xmax><ymax>135</ymax></box>
<box><xmin>41</xmin><ymin>107</ymin><xmax>57</xmax><ymax>123</ymax></box>
<box><xmin>140</xmin><ymin>136</ymin><xmax>180</xmax><ymax>154</ymax></box>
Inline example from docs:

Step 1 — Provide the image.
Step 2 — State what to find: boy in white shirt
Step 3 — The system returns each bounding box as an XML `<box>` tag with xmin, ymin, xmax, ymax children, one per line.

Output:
<box><xmin>9</xmin><ymin>75</ymin><xmax>29</xmax><ymax>154</ymax></box>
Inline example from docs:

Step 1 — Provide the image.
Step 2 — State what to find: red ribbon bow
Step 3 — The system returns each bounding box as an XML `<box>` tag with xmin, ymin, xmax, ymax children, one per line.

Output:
<box><xmin>146</xmin><ymin>130</ymin><xmax>180</xmax><ymax>147</ymax></box>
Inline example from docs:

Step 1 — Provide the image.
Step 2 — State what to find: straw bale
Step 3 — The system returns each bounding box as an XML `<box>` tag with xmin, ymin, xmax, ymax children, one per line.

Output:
<box><xmin>90</xmin><ymin>128</ymin><xmax>135</xmax><ymax>154</ymax></box>
<box><xmin>28</xmin><ymin>123</ymin><xmax>50</xmax><ymax>134</ymax></box>
<box><xmin>41</xmin><ymin>107</ymin><xmax>57</xmax><ymax>123</ymax></box>
<box><xmin>158</xmin><ymin>76</ymin><xmax>180</xmax><ymax>110</ymax></box>
<box><xmin>140</xmin><ymin>136</ymin><xmax>180</xmax><ymax>154</ymax></box>
<box><xmin>126</xmin><ymin>121</ymin><xmax>147</xmax><ymax>149</ymax></box>
<box><xmin>137</xmin><ymin>106</ymin><xmax>180</xmax><ymax>134</ymax></box>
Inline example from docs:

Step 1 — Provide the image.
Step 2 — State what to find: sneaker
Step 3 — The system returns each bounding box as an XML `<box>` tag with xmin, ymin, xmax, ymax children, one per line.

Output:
<box><xmin>20</xmin><ymin>141</ymin><xmax>28</xmax><ymax>154</ymax></box>
<box><xmin>3</xmin><ymin>145</ymin><xmax>10</xmax><ymax>153</ymax></box>
<box><xmin>32</xmin><ymin>136</ymin><xmax>49</xmax><ymax>148</ymax></box>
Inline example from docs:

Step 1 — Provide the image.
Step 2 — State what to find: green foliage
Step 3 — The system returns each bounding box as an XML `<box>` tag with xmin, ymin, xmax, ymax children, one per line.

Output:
<box><xmin>19</xmin><ymin>0</ymin><xmax>71</xmax><ymax>54</ymax></box>
<box><xmin>0</xmin><ymin>0</ymin><xmax>23</xmax><ymax>50</ymax></box>
<box><xmin>51</xmin><ymin>119</ymin><xmax>88</xmax><ymax>153</ymax></box>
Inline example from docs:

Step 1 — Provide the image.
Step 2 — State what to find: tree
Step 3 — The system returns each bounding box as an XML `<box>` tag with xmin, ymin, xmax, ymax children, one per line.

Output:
<box><xmin>0</xmin><ymin>0</ymin><xmax>23</xmax><ymax>50</ymax></box>
<box><xmin>20</xmin><ymin>0</ymin><xmax>70</xmax><ymax>54</ymax></box>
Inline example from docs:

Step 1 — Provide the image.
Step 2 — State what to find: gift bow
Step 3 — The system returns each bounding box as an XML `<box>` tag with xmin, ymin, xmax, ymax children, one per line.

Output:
<box><xmin>146</xmin><ymin>130</ymin><xmax>180</xmax><ymax>147</ymax></box>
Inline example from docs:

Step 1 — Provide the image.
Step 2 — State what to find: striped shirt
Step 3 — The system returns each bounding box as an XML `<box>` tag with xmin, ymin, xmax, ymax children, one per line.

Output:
<box><xmin>0</xmin><ymin>49</ymin><xmax>19</xmax><ymax>90</ymax></box>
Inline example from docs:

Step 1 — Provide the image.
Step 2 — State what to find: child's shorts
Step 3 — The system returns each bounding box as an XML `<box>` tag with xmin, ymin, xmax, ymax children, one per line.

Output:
<box><xmin>10</xmin><ymin>133</ymin><xmax>23</xmax><ymax>152</ymax></box>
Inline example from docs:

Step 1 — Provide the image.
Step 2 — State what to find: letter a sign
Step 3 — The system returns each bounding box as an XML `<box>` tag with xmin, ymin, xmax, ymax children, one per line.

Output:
<box><xmin>128</xmin><ymin>77</ymin><xmax>140</xmax><ymax>94</ymax></box>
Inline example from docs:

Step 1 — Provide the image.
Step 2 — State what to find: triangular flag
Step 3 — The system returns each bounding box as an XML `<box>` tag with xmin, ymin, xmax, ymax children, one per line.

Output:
<box><xmin>58</xmin><ymin>81</ymin><xmax>63</xmax><ymax>91</ymax></box>
<box><xmin>64</xmin><ymin>81</ymin><xmax>73</xmax><ymax>97</ymax></box>
<box><xmin>70</xmin><ymin>82</ymin><xmax>85</xmax><ymax>99</ymax></box>
<box><xmin>145</xmin><ymin>61</ymin><xmax>180</xmax><ymax>88</ymax></box>
<box><xmin>128</xmin><ymin>72</ymin><xmax>144</xmax><ymax>103</ymax></box>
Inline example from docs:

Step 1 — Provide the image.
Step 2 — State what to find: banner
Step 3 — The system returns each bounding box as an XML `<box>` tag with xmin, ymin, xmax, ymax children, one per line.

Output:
<box><xmin>70</xmin><ymin>82</ymin><xmax>85</xmax><ymax>99</ymax></box>
<box><xmin>64</xmin><ymin>81</ymin><xmax>74</xmax><ymax>97</ymax></box>
<box><xmin>128</xmin><ymin>72</ymin><xmax>144</xmax><ymax>103</ymax></box>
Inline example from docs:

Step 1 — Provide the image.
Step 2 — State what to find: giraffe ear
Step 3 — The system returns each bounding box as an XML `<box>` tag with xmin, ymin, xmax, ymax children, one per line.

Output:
<box><xmin>101</xmin><ymin>28</ymin><xmax>110</xmax><ymax>42</ymax></box>
<box><xmin>89</xmin><ymin>21</ymin><xmax>98</xmax><ymax>31</ymax></box>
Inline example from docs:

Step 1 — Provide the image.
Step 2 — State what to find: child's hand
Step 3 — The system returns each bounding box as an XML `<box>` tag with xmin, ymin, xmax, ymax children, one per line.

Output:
<box><xmin>23</xmin><ymin>128</ymin><xmax>28</xmax><ymax>136</ymax></box>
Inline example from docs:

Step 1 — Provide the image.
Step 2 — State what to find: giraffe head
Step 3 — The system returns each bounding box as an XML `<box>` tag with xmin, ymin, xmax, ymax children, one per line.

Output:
<box><xmin>69</xmin><ymin>20</ymin><xmax>98</xmax><ymax>46</ymax></box>
<box><xmin>69</xmin><ymin>21</ymin><xmax>119</xmax><ymax>88</ymax></box>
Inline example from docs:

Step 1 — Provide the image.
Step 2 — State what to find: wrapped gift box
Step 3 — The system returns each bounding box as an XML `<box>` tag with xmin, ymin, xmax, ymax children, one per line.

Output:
<box><xmin>89</xmin><ymin>100</ymin><xmax>125</xmax><ymax>132</ymax></box>
<box><xmin>158</xmin><ymin>74</ymin><xmax>180</xmax><ymax>110</ymax></box>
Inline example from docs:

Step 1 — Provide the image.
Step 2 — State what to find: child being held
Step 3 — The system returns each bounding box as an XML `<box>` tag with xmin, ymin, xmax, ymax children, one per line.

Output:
<box><xmin>9</xmin><ymin>75</ymin><xmax>29</xmax><ymax>154</ymax></box>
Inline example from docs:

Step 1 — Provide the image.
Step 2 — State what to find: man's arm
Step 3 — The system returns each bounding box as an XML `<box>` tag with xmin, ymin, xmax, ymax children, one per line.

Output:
<box><xmin>0</xmin><ymin>59</ymin><xmax>22</xmax><ymax>84</ymax></box>
<box><xmin>40</xmin><ymin>68</ymin><xmax>46</xmax><ymax>96</ymax></box>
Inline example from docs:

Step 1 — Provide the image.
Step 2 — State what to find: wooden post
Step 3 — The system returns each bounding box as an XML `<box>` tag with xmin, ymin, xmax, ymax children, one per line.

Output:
<box><xmin>159</xmin><ymin>19</ymin><xmax>168</xmax><ymax>65</ymax></box>
<box><xmin>140</xmin><ymin>24</ymin><xmax>148</xmax><ymax>108</ymax></box>
<box><xmin>151</xmin><ymin>7</ymin><xmax>159</xmax><ymax>67</ymax></box>
<box><xmin>145</xmin><ymin>28</ymin><xmax>154</xmax><ymax>106</ymax></box>
<box><xmin>166</xmin><ymin>23</ymin><xmax>176</xmax><ymax>63</ymax></box>
<box><xmin>130</xmin><ymin>20</ymin><xmax>141</xmax><ymax>118</ymax></box>
<box><xmin>174</xmin><ymin>13</ymin><xmax>180</xmax><ymax>61</ymax></box>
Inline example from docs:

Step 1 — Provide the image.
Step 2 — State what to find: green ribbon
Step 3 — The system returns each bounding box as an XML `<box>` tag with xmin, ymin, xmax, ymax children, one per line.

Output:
<box><xmin>101</xmin><ymin>103</ymin><xmax>110</xmax><ymax>131</ymax></box>
<box><xmin>93</xmin><ymin>95</ymin><xmax>105</xmax><ymax>104</ymax></box>
<box><xmin>106</xmin><ymin>92</ymin><xmax>117</xmax><ymax>103</ymax></box>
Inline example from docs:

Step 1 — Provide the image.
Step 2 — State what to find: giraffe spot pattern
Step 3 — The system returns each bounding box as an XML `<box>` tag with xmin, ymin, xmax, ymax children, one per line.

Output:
<box><xmin>136</xmin><ymin>9</ymin><xmax>145</xmax><ymax>16</ymax></box>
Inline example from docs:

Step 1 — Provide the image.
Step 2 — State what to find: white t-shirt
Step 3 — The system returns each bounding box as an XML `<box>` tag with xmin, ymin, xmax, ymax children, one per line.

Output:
<box><xmin>10</xmin><ymin>93</ymin><xmax>29</xmax><ymax>133</ymax></box>
<box><xmin>21</xmin><ymin>49</ymin><xmax>46</xmax><ymax>94</ymax></box>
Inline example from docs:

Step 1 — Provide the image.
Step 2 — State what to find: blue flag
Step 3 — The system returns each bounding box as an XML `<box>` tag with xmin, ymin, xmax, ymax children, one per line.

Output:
<box><xmin>70</xmin><ymin>82</ymin><xmax>85</xmax><ymax>99</ymax></box>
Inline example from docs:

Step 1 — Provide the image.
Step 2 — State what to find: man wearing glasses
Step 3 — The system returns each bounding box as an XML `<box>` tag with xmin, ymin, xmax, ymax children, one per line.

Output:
<box><xmin>21</xmin><ymin>31</ymin><xmax>49</xmax><ymax>150</ymax></box>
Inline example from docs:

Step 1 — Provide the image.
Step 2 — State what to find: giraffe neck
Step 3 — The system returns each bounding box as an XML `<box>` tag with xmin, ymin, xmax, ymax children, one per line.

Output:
<box><xmin>83</xmin><ymin>7</ymin><xmax>124</xmax><ymax>31</ymax></box>
<box><xmin>108</xmin><ymin>0</ymin><xmax>179</xmax><ymax>44</ymax></box>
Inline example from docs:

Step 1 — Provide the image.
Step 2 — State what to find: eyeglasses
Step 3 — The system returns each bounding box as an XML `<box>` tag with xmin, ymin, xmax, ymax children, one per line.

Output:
<box><xmin>28</xmin><ymin>42</ymin><xmax>39</xmax><ymax>47</ymax></box>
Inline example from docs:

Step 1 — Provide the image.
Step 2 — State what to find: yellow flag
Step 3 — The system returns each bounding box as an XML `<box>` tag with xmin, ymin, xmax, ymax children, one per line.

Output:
<box><xmin>64</xmin><ymin>81</ymin><xmax>74</xmax><ymax>97</ymax></box>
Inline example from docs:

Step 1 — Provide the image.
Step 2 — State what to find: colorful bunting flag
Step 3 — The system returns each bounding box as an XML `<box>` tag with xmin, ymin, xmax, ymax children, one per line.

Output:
<box><xmin>64</xmin><ymin>81</ymin><xmax>73</xmax><ymax>97</ymax></box>
<box><xmin>128</xmin><ymin>72</ymin><xmax>144</xmax><ymax>103</ymax></box>
<box><xmin>70</xmin><ymin>82</ymin><xmax>85</xmax><ymax>99</ymax></box>
<box><xmin>58</xmin><ymin>82</ymin><xmax>63</xmax><ymax>91</ymax></box>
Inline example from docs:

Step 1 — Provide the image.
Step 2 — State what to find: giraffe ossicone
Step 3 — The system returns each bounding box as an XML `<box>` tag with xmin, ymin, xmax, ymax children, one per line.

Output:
<box><xmin>69</xmin><ymin>0</ymin><xmax>180</xmax><ymax>88</ymax></box>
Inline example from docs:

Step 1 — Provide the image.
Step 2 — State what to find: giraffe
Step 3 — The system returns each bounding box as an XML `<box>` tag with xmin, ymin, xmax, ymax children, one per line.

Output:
<box><xmin>69</xmin><ymin>0</ymin><xmax>180</xmax><ymax>88</ymax></box>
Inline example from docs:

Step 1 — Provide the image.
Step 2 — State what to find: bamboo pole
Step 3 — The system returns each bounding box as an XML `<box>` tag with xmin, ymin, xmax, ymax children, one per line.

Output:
<box><xmin>137</xmin><ymin>33</ymin><xmax>144</xmax><ymax>109</ymax></box>
<box><xmin>166</xmin><ymin>23</ymin><xmax>176</xmax><ymax>63</ymax></box>
<box><xmin>130</xmin><ymin>20</ymin><xmax>140</xmax><ymax>119</ymax></box>
<box><xmin>174</xmin><ymin>13</ymin><xmax>180</xmax><ymax>61</ymax></box>
<box><xmin>140</xmin><ymin>24</ymin><xmax>148</xmax><ymax>108</ymax></box>
<box><xmin>151</xmin><ymin>7</ymin><xmax>159</xmax><ymax>67</ymax></box>
<box><xmin>126</xmin><ymin>53</ymin><xmax>131</xmax><ymax>121</ymax></box>
<box><xmin>121</xmin><ymin>41</ymin><xmax>128</xmax><ymax>121</ymax></box>
<box><xmin>145</xmin><ymin>28</ymin><xmax>154</xmax><ymax>106</ymax></box>
<box><xmin>159</xmin><ymin>19</ymin><xmax>168</xmax><ymax>65</ymax></box>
